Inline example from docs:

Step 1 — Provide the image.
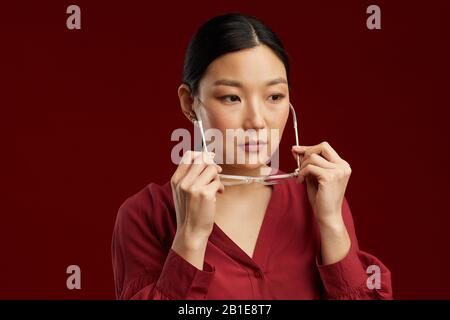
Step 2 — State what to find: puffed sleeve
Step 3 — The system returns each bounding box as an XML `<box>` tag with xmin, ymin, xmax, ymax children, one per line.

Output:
<box><xmin>111</xmin><ymin>185</ymin><xmax>216</xmax><ymax>300</ymax></box>
<box><xmin>316</xmin><ymin>197</ymin><xmax>393</xmax><ymax>299</ymax></box>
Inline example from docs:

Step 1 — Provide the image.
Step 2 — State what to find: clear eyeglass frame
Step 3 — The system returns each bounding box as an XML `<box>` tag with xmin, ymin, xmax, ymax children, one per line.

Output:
<box><xmin>192</xmin><ymin>97</ymin><xmax>301</xmax><ymax>186</ymax></box>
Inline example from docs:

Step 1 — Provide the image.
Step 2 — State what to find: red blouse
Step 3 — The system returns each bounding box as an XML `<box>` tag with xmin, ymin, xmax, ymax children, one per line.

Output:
<box><xmin>111</xmin><ymin>177</ymin><xmax>393</xmax><ymax>300</ymax></box>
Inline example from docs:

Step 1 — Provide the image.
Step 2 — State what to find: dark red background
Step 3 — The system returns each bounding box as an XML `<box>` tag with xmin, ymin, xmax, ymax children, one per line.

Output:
<box><xmin>3</xmin><ymin>0</ymin><xmax>450</xmax><ymax>299</ymax></box>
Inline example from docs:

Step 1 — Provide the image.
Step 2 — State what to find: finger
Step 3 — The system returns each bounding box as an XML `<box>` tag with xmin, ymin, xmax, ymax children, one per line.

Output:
<box><xmin>181</xmin><ymin>152</ymin><xmax>217</xmax><ymax>188</ymax></box>
<box><xmin>173</xmin><ymin>150</ymin><xmax>217</xmax><ymax>185</ymax></box>
<box><xmin>172</xmin><ymin>150</ymin><xmax>197</xmax><ymax>185</ymax></box>
<box><xmin>298</xmin><ymin>164</ymin><xmax>328</xmax><ymax>184</ymax></box>
<box><xmin>292</xmin><ymin>141</ymin><xmax>341</xmax><ymax>163</ymax></box>
<box><xmin>192</xmin><ymin>151</ymin><xmax>216</xmax><ymax>165</ymax></box>
<box><xmin>203</xmin><ymin>177</ymin><xmax>225</xmax><ymax>195</ymax></box>
<box><xmin>300</xmin><ymin>153</ymin><xmax>336</xmax><ymax>171</ymax></box>
<box><xmin>179</xmin><ymin>150</ymin><xmax>200</xmax><ymax>164</ymax></box>
<box><xmin>194</xmin><ymin>164</ymin><xmax>222</xmax><ymax>187</ymax></box>
<box><xmin>291</xmin><ymin>149</ymin><xmax>304</xmax><ymax>163</ymax></box>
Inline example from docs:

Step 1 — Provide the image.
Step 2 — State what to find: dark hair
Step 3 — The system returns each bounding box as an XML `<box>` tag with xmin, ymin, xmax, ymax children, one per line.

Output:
<box><xmin>182</xmin><ymin>13</ymin><xmax>290</xmax><ymax>97</ymax></box>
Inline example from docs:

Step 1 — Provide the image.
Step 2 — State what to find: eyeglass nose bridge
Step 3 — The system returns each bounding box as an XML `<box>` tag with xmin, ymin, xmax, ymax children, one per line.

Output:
<box><xmin>252</xmin><ymin>176</ymin><xmax>266</xmax><ymax>183</ymax></box>
<box><xmin>240</xmin><ymin>176</ymin><xmax>264</xmax><ymax>184</ymax></box>
<box><xmin>229</xmin><ymin>175</ymin><xmax>273</xmax><ymax>185</ymax></box>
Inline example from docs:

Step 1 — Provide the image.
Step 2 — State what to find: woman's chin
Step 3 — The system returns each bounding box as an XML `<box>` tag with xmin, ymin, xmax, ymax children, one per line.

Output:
<box><xmin>231</xmin><ymin>162</ymin><xmax>270</xmax><ymax>172</ymax></box>
<box><xmin>243</xmin><ymin>163</ymin><xmax>265</xmax><ymax>169</ymax></box>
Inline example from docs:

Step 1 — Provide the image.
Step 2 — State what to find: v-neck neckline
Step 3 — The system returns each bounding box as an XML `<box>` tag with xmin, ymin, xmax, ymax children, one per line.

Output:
<box><xmin>209</xmin><ymin>181</ymin><xmax>286</xmax><ymax>270</ymax></box>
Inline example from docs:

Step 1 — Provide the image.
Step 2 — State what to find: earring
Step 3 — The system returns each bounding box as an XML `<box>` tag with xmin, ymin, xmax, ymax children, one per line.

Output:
<box><xmin>188</xmin><ymin>112</ymin><xmax>197</xmax><ymax>122</ymax></box>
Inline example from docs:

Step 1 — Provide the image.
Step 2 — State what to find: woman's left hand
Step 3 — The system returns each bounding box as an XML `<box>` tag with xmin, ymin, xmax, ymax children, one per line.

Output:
<box><xmin>291</xmin><ymin>141</ymin><xmax>352</xmax><ymax>226</ymax></box>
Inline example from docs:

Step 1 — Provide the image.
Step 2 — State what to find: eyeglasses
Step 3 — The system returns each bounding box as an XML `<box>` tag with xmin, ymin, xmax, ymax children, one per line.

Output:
<box><xmin>193</xmin><ymin>97</ymin><xmax>301</xmax><ymax>186</ymax></box>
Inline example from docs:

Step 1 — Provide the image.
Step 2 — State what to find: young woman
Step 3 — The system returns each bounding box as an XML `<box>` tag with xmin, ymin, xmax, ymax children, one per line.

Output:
<box><xmin>112</xmin><ymin>13</ymin><xmax>393</xmax><ymax>300</ymax></box>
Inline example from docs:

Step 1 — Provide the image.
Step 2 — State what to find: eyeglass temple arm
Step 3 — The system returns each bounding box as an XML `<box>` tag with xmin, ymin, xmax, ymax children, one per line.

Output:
<box><xmin>196</xmin><ymin>118</ymin><xmax>209</xmax><ymax>153</ymax></box>
<box><xmin>289</xmin><ymin>103</ymin><xmax>301</xmax><ymax>172</ymax></box>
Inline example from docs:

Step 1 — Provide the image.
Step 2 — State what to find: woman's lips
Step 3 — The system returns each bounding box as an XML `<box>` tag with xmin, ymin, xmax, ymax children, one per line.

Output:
<box><xmin>239</xmin><ymin>141</ymin><xmax>268</xmax><ymax>152</ymax></box>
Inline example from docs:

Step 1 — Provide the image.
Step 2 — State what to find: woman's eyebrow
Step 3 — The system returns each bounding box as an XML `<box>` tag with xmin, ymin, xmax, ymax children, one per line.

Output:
<box><xmin>266</xmin><ymin>77</ymin><xmax>288</xmax><ymax>86</ymax></box>
<box><xmin>213</xmin><ymin>79</ymin><xmax>242</xmax><ymax>87</ymax></box>
<box><xmin>213</xmin><ymin>77</ymin><xmax>288</xmax><ymax>87</ymax></box>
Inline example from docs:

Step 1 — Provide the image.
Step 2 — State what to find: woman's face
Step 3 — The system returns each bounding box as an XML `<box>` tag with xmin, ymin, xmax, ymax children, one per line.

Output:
<box><xmin>195</xmin><ymin>44</ymin><xmax>290</xmax><ymax>171</ymax></box>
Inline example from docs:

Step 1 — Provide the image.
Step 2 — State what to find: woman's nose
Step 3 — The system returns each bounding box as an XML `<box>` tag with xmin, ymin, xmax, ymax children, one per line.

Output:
<box><xmin>243</xmin><ymin>102</ymin><xmax>266</xmax><ymax>130</ymax></box>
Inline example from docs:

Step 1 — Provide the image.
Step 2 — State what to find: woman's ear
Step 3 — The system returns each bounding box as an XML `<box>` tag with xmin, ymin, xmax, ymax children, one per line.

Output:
<box><xmin>178</xmin><ymin>84</ymin><xmax>197</xmax><ymax>122</ymax></box>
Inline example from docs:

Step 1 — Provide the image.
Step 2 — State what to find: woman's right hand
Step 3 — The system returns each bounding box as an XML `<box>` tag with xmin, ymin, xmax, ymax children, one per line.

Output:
<box><xmin>171</xmin><ymin>150</ymin><xmax>224</xmax><ymax>250</ymax></box>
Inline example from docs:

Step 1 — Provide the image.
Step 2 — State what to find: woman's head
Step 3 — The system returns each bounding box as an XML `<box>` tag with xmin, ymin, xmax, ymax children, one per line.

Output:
<box><xmin>178</xmin><ymin>13</ymin><xmax>292</xmax><ymax>173</ymax></box>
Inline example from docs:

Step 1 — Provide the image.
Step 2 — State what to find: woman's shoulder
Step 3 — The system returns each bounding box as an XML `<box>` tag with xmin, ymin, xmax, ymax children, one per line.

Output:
<box><xmin>114</xmin><ymin>181</ymin><xmax>176</xmax><ymax>240</ymax></box>
<box><xmin>118</xmin><ymin>181</ymin><xmax>173</xmax><ymax>214</ymax></box>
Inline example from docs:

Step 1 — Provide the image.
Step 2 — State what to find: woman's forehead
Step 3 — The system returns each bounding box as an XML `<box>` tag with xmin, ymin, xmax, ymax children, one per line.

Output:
<box><xmin>201</xmin><ymin>45</ymin><xmax>288</xmax><ymax>89</ymax></box>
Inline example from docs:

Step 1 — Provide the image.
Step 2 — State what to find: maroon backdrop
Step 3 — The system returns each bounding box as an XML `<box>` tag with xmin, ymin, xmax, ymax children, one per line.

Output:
<box><xmin>3</xmin><ymin>0</ymin><xmax>450</xmax><ymax>299</ymax></box>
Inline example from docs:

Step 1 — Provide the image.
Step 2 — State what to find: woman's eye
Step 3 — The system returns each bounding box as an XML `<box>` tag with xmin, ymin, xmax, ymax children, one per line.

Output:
<box><xmin>268</xmin><ymin>94</ymin><xmax>285</xmax><ymax>102</ymax></box>
<box><xmin>220</xmin><ymin>95</ymin><xmax>241</xmax><ymax>103</ymax></box>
